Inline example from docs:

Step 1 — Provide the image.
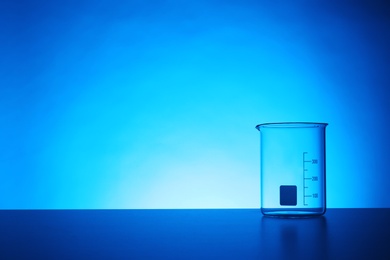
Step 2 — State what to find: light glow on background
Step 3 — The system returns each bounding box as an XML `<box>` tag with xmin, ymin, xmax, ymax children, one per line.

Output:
<box><xmin>1</xmin><ymin>0</ymin><xmax>389</xmax><ymax>208</ymax></box>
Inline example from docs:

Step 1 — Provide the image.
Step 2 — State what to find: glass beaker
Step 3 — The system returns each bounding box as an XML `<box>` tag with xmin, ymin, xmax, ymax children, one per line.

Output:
<box><xmin>255</xmin><ymin>122</ymin><xmax>328</xmax><ymax>216</ymax></box>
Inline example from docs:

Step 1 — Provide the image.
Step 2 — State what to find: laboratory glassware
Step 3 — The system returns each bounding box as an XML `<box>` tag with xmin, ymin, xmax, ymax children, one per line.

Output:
<box><xmin>256</xmin><ymin>122</ymin><xmax>328</xmax><ymax>216</ymax></box>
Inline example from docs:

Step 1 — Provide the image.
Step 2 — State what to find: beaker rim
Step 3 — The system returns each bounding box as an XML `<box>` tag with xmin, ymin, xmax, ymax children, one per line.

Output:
<box><xmin>256</xmin><ymin>122</ymin><xmax>328</xmax><ymax>130</ymax></box>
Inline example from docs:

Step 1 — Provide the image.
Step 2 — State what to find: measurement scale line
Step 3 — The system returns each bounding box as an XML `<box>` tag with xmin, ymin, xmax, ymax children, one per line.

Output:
<box><xmin>303</xmin><ymin>152</ymin><xmax>306</xmax><ymax>206</ymax></box>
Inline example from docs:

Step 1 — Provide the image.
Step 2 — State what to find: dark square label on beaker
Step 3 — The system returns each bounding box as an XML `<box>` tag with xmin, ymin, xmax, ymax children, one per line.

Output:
<box><xmin>280</xmin><ymin>185</ymin><xmax>297</xmax><ymax>206</ymax></box>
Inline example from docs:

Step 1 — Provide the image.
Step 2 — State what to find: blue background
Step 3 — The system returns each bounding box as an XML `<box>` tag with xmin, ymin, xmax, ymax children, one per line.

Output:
<box><xmin>1</xmin><ymin>0</ymin><xmax>389</xmax><ymax>209</ymax></box>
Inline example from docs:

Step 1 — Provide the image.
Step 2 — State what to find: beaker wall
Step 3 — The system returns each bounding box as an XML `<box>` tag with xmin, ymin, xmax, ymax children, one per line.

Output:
<box><xmin>256</xmin><ymin>123</ymin><xmax>327</xmax><ymax>216</ymax></box>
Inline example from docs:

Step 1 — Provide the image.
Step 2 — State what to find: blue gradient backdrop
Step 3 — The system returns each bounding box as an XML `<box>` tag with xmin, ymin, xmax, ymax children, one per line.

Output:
<box><xmin>1</xmin><ymin>0</ymin><xmax>389</xmax><ymax>209</ymax></box>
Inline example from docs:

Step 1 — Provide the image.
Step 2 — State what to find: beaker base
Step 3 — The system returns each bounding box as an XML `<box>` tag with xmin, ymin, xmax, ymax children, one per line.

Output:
<box><xmin>261</xmin><ymin>207</ymin><xmax>326</xmax><ymax>217</ymax></box>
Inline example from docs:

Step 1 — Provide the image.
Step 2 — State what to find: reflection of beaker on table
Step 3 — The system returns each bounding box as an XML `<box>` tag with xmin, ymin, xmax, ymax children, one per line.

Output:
<box><xmin>256</xmin><ymin>122</ymin><xmax>328</xmax><ymax>216</ymax></box>
<box><xmin>260</xmin><ymin>216</ymin><xmax>328</xmax><ymax>259</ymax></box>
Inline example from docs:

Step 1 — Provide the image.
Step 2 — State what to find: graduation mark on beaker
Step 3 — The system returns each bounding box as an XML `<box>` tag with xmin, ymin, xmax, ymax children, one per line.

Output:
<box><xmin>303</xmin><ymin>152</ymin><xmax>319</xmax><ymax>206</ymax></box>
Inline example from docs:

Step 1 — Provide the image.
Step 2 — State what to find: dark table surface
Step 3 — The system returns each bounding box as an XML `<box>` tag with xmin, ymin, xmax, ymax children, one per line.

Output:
<box><xmin>1</xmin><ymin>209</ymin><xmax>389</xmax><ymax>259</ymax></box>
